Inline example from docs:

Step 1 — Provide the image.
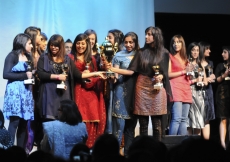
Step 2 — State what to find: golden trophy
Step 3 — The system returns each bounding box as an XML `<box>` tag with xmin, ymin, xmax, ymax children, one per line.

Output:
<box><xmin>57</xmin><ymin>63</ymin><xmax>69</xmax><ymax>90</ymax></box>
<box><xmin>205</xmin><ymin>65</ymin><xmax>215</xmax><ymax>82</ymax></box>
<box><xmin>24</xmin><ymin>60</ymin><xmax>35</xmax><ymax>85</ymax></box>
<box><xmin>196</xmin><ymin>67</ymin><xmax>204</xmax><ymax>86</ymax></box>
<box><xmin>152</xmin><ymin>65</ymin><xmax>163</xmax><ymax>90</ymax></box>
<box><xmin>223</xmin><ymin>63</ymin><xmax>230</xmax><ymax>80</ymax></box>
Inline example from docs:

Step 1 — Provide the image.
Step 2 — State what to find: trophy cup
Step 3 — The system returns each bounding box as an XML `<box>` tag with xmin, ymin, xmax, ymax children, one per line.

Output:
<box><xmin>84</xmin><ymin>60</ymin><xmax>91</xmax><ymax>83</ymax></box>
<box><xmin>152</xmin><ymin>65</ymin><xmax>163</xmax><ymax>90</ymax></box>
<box><xmin>223</xmin><ymin>63</ymin><xmax>230</xmax><ymax>80</ymax></box>
<box><xmin>205</xmin><ymin>65</ymin><xmax>215</xmax><ymax>82</ymax></box>
<box><xmin>186</xmin><ymin>57</ymin><xmax>194</xmax><ymax>76</ymax></box>
<box><xmin>57</xmin><ymin>63</ymin><xmax>69</xmax><ymax>90</ymax></box>
<box><xmin>196</xmin><ymin>67</ymin><xmax>204</xmax><ymax>86</ymax></box>
<box><xmin>99</xmin><ymin>37</ymin><xmax>118</xmax><ymax>77</ymax></box>
<box><xmin>24</xmin><ymin>60</ymin><xmax>35</xmax><ymax>85</ymax></box>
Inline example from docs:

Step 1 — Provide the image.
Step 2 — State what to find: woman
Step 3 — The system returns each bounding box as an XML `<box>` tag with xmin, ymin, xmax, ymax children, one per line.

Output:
<box><xmin>39</xmin><ymin>32</ymin><xmax>48</xmax><ymax>54</ymax></box>
<box><xmin>111</xmin><ymin>32</ymin><xmax>139</xmax><ymax>155</ymax></box>
<box><xmin>104</xmin><ymin>29</ymin><xmax>124</xmax><ymax>134</ymax></box>
<box><xmin>2</xmin><ymin>33</ymin><xmax>34</xmax><ymax>149</ymax></box>
<box><xmin>69</xmin><ymin>33</ymin><xmax>106</xmax><ymax>148</ymax></box>
<box><xmin>168</xmin><ymin>35</ymin><xmax>192</xmax><ymax>135</ymax></box>
<box><xmin>215</xmin><ymin>46</ymin><xmax>230</xmax><ymax>149</ymax></box>
<box><xmin>187</xmin><ymin>42</ymin><xmax>207</xmax><ymax>135</ymax></box>
<box><xmin>37</xmin><ymin>34</ymin><xmax>105</xmax><ymax>121</ymax></box>
<box><xmin>198</xmin><ymin>41</ymin><xmax>215</xmax><ymax>140</ymax></box>
<box><xmin>41</xmin><ymin>99</ymin><xmax>88</xmax><ymax>160</ymax></box>
<box><xmin>84</xmin><ymin>29</ymin><xmax>101</xmax><ymax>70</ymax></box>
<box><xmin>107</xmin><ymin>27</ymin><xmax>172</xmax><ymax>141</ymax></box>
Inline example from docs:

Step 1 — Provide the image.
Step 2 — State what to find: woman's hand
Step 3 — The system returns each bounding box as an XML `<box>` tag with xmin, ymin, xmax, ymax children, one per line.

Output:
<box><xmin>154</xmin><ymin>74</ymin><xmax>163</xmax><ymax>83</ymax></box>
<box><xmin>26</xmin><ymin>71</ymin><xmax>33</xmax><ymax>79</ymax></box>
<box><xmin>185</xmin><ymin>63</ymin><xmax>194</xmax><ymax>73</ymax></box>
<box><xmin>94</xmin><ymin>71</ymin><xmax>107</xmax><ymax>79</ymax></box>
<box><xmin>58</xmin><ymin>74</ymin><xmax>67</xmax><ymax>81</ymax></box>
<box><xmin>207</xmin><ymin>74</ymin><xmax>216</xmax><ymax>83</ymax></box>
<box><xmin>105</xmin><ymin>63</ymin><xmax>112</xmax><ymax>71</ymax></box>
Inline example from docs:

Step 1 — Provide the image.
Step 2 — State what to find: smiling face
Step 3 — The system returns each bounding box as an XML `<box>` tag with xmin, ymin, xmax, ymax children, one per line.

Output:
<box><xmin>25</xmin><ymin>39</ymin><xmax>33</xmax><ymax>53</ymax></box>
<box><xmin>49</xmin><ymin>44</ymin><xmax>60</xmax><ymax>55</ymax></box>
<box><xmin>76</xmin><ymin>40</ymin><xmax>87</xmax><ymax>54</ymax></box>
<box><xmin>88</xmin><ymin>34</ymin><xmax>96</xmax><ymax>49</ymax></box>
<box><xmin>124</xmin><ymin>36</ymin><xmax>135</xmax><ymax>52</ymax></box>
<box><xmin>107</xmin><ymin>32</ymin><xmax>115</xmax><ymax>45</ymax></box>
<box><xmin>173</xmin><ymin>37</ymin><xmax>182</xmax><ymax>52</ymax></box>
<box><xmin>191</xmin><ymin>46</ymin><xmax>199</xmax><ymax>59</ymax></box>
<box><xmin>222</xmin><ymin>49</ymin><xmax>229</xmax><ymax>61</ymax></box>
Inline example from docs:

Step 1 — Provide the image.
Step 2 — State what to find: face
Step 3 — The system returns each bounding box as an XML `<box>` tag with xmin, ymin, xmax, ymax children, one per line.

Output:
<box><xmin>39</xmin><ymin>38</ymin><xmax>47</xmax><ymax>51</ymax></box>
<box><xmin>191</xmin><ymin>46</ymin><xmax>199</xmax><ymax>59</ymax></box>
<box><xmin>65</xmin><ymin>42</ymin><xmax>73</xmax><ymax>55</ymax></box>
<box><xmin>222</xmin><ymin>49</ymin><xmax>229</xmax><ymax>61</ymax></box>
<box><xmin>76</xmin><ymin>40</ymin><xmax>87</xmax><ymax>54</ymax></box>
<box><xmin>172</xmin><ymin>37</ymin><xmax>182</xmax><ymax>52</ymax></box>
<box><xmin>25</xmin><ymin>39</ymin><xmax>33</xmax><ymax>53</ymax></box>
<box><xmin>36</xmin><ymin>30</ymin><xmax>42</xmax><ymax>46</ymax></box>
<box><xmin>204</xmin><ymin>47</ymin><xmax>211</xmax><ymax>57</ymax></box>
<box><xmin>49</xmin><ymin>44</ymin><xmax>60</xmax><ymax>55</ymax></box>
<box><xmin>107</xmin><ymin>33</ymin><xmax>115</xmax><ymax>45</ymax></box>
<box><xmin>124</xmin><ymin>36</ymin><xmax>135</xmax><ymax>52</ymax></box>
<box><xmin>88</xmin><ymin>34</ymin><xmax>96</xmax><ymax>49</ymax></box>
<box><xmin>145</xmin><ymin>30</ymin><xmax>154</xmax><ymax>44</ymax></box>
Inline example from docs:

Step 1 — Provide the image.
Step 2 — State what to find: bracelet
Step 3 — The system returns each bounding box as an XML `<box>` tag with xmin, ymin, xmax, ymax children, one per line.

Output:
<box><xmin>181</xmin><ymin>70</ymin><xmax>185</xmax><ymax>76</ymax></box>
<box><xmin>56</xmin><ymin>75</ymin><xmax>59</xmax><ymax>80</ymax></box>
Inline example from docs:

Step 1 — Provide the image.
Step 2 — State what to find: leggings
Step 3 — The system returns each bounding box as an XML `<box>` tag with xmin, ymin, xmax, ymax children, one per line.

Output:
<box><xmin>8</xmin><ymin>116</ymin><xmax>27</xmax><ymax>148</ymax></box>
<box><xmin>138</xmin><ymin>115</ymin><xmax>162</xmax><ymax>141</ymax></box>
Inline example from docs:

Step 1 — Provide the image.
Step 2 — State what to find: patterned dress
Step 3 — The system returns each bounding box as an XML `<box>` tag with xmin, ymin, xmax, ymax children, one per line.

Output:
<box><xmin>188</xmin><ymin>64</ymin><xmax>206</xmax><ymax>128</ymax></box>
<box><xmin>3</xmin><ymin>61</ymin><xmax>34</xmax><ymax>120</ymax></box>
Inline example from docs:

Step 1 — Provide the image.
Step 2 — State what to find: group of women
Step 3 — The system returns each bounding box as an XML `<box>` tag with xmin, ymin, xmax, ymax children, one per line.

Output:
<box><xmin>1</xmin><ymin>25</ymin><xmax>230</xmax><ymax>158</ymax></box>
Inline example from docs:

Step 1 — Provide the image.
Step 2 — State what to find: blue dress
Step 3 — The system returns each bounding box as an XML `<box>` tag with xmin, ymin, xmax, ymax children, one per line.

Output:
<box><xmin>3</xmin><ymin>61</ymin><xmax>34</xmax><ymax>120</ymax></box>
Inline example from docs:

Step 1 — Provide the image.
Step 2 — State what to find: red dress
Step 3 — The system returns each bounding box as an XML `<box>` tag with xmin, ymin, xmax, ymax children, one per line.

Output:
<box><xmin>169</xmin><ymin>54</ymin><xmax>192</xmax><ymax>103</ymax></box>
<box><xmin>69</xmin><ymin>54</ymin><xmax>106</xmax><ymax>148</ymax></box>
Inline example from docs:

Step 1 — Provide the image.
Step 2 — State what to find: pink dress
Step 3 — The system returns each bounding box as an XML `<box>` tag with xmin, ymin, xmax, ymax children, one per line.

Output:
<box><xmin>169</xmin><ymin>54</ymin><xmax>192</xmax><ymax>103</ymax></box>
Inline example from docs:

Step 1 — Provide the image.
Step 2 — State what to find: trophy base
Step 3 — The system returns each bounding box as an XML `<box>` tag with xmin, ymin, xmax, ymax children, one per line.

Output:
<box><xmin>57</xmin><ymin>84</ymin><xmax>67</xmax><ymax>90</ymax></box>
<box><xmin>225</xmin><ymin>77</ymin><xmax>230</xmax><ymax>80</ymax></box>
<box><xmin>24</xmin><ymin>79</ymin><xmax>35</xmax><ymax>85</ymax></box>
<box><xmin>197</xmin><ymin>82</ymin><xmax>204</xmax><ymax>86</ymax></box>
<box><xmin>154</xmin><ymin>83</ymin><xmax>163</xmax><ymax>90</ymax></box>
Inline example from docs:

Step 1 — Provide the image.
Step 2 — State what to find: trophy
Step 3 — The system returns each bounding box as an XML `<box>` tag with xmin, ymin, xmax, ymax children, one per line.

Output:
<box><xmin>152</xmin><ymin>65</ymin><xmax>163</xmax><ymax>90</ymax></box>
<box><xmin>57</xmin><ymin>63</ymin><xmax>69</xmax><ymax>90</ymax></box>
<box><xmin>24</xmin><ymin>60</ymin><xmax>35</xmax><ymax>85</ymax></box>
<box><xmin>99</xmin><ymin>37</ymin><xmax>118</xmax><ymax>77</ymax></box>
<box><xmin>223</xmin><ymin>63</ymin><xmax>230</xmax><ymax>80</ymax></box>
<box><xmin>84</xmin><ymin>60</ymin><xmax>91</xmax><ymax>83</ymax></box>
<box><xmin>186</xmin><ymin>57</ymin><xmax>194</xmax><ymax>76</ymax></box>
<box><xmin>196</xmin><ymin>67</ymin><xmax>204</xmax><ymax>86</ymax></box>
<box><xmin>205</xmin><ymin>65</ymin><xmax>215</xmax><ymax>82</ymax></box>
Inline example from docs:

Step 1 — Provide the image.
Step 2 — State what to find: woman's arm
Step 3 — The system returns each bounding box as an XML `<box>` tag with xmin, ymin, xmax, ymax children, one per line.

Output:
<box><xmin>168</xmin><ymin>59</ymin><xmax>186</xmax><ymax>79</ymax></box>
<box><xmin>3</xmin><ymin>53</ymin><xmax>28</xmax><ymax>81</ymax></box>
<box><xmin>109</xmin><ymin>66</ymin><xmax>134</xmax><ymax>75</ymax></box>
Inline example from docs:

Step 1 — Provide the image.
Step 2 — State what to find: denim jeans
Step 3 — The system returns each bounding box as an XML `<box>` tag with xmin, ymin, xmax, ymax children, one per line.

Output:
<box><xmin>169</xmin><ymin>102</ymin><xmax>190</xmax><ymax>135</ymax></box>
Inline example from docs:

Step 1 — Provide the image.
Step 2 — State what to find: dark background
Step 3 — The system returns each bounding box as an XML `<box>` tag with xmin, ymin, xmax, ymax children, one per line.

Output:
<box><xmin>155</xmin><ymin>13</ymin><xmax>230</xmax><ymax>142</ymax></box>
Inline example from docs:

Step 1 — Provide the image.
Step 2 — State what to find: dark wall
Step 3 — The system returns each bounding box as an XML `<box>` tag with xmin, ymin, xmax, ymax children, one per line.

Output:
<box><xmin>155</xmin><ymin>13</ymin><xmax>230</xmax><ymax>141</ymax></box>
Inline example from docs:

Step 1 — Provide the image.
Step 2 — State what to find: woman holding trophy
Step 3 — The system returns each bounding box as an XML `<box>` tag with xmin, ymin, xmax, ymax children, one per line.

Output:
<box><xmin>186</xmin><ymin>42</ymin><xmax>208</xmax><ymax>136</ymax></box>
<box><xmin>69</xmin><ymin>33</ymin><xmax>106</xmax><ymax>148</ymax></box>
<box><xmin>106</xmin><ymin>27</ymin><xmax>172</xmax><ymax>142</ymax></box>
<box><xmin>2</xmin><ymin>33</ymin><xmax>34</xmax><ymax>149</ymax></box>
<box><xmin>37</xmin><ymin>34</ymin><xmax>106</xmax><ymax>123</ymax></box>
<box><xmin>215</xmin><ymin>46</ymin><xmax>230</xmax><ymax>149</ymax></box>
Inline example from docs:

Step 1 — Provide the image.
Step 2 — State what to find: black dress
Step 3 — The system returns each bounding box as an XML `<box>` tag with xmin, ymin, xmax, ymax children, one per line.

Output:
<box><xmin>215</xmin><ymin>62</ymin><xmax>230</xmax><ymax>118</ymax></box>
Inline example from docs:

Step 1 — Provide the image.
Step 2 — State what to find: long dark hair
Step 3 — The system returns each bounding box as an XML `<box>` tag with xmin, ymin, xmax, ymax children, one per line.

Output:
<box><xmin>140</xmin><ymin>27</ymin><xmax>164</xmax><ymax>70</ymax></box>
<box><xmin>198</xmin><ymin>41</ymin><xmax>210</xmax><ymax>62</ymax></box>
<box><xmin>71</xmin><ymin>33</ymin><xmax>95</xmax><ymax>70</ymax></box>
<box><xmin>12</xmin><ymin>33</ymin><xmax>31</xmax><ymax>55</ymax></box>
<box><xmin>123</xmin><ymin>32</ymin><xmax>140</xmax><ymax>51</ymax></box>
<box><xmin>170</xmin><ymin>35</ymin><xmax>187</xmax><ymax>61</ymax></box>
<box><xmin>0</xmin><ymin>110</ymin><xmax>4</xmax><ymax>129</ymax></box>
<box><xmin>58</xmin><ymin>99</ymin><xmax>82</xmax><ymax>125</ymax></box>
<box><xmin>187</xmin><ymin>42</ymin><xmax>202</xmax><ymax>69</ymax></box>
<box><xmin>84</xmin><ymin>29</ymin><xmax>98</xmax><ymax>53</ymax></box>
<box><xmin>108</xmin><ymin>29</ymin><xmax>124</xmax><ymax>52</ymax></box>
<box><xmin>24</xmin><ymin>26</ymin><xmax>42</xmax><ymax>56</ymax></box>
<box><xmin>47</xmin><ymin>34</ymin><xmax>65</xmax><ymax>62</ymax></box>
